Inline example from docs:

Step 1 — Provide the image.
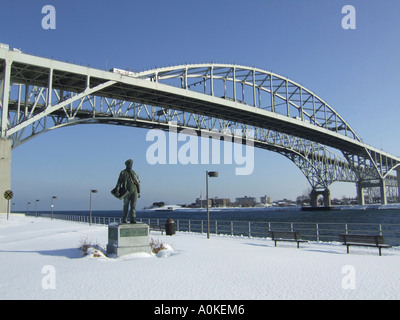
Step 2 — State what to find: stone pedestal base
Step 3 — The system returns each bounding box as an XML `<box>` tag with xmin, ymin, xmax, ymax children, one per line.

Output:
<box><xmin>106</xmin><ymin>222</ymin><xmax>151</xmax><ymax>257</ymax></box>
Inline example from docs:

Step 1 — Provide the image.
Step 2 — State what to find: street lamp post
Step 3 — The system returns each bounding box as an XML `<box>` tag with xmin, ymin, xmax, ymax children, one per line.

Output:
<box><xmin>51</xmin><ymin>196</ymin><xmax>57</xmax><ymax>220</ymax></box>
<box><xmin>35</xmin><ymin>199</ymin><xmax>40</xmax><ymax>218</ymax></box>
<box><xmin>89</xmin><ymin>189</ymin><xmax>98</xmax><ymax>226</ymax></box>
<box><xmin>206</xmin><ymin>171</ymin><xmax>218</xmax><ymax>239</ymax></box>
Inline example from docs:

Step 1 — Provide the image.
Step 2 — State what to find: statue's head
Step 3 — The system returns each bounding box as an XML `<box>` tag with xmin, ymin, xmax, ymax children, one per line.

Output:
<box><xmin>125</xmin><ymin>159</ymin><xmax>133</xmax><ymax>169</ymax></box>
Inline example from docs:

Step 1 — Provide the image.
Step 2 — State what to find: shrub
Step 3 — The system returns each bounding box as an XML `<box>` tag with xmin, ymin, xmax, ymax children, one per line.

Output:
<box><xmin>150</xmin><ymin>238</ymin><xmax>167</xmax><ymax>254</ymax></box>
<box><xmin>79</xmin><ymin>236</ymin><xmax>104</xmax><ymax>258</ymax></box>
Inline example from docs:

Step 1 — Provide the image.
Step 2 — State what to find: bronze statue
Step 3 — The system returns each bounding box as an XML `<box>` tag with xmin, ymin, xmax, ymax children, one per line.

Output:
<box><xmin>111</xmin><ymin>159</ymin><xmax>141</xmax><ymax>223</ymax></box>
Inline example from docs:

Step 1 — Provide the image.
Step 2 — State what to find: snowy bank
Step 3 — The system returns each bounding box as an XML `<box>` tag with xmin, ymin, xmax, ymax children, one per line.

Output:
<box><xmin>0</xmin><ymin>215</ymin><xmax>399</xmax><ymax>300</ymax></box>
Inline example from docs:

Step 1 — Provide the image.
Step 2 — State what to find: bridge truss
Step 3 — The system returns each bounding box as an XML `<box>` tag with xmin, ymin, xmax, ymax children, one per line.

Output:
<box><xmin>1</xmin><ymin>46</ymin><xmax>399</xmax><ymax>206</ymax></box>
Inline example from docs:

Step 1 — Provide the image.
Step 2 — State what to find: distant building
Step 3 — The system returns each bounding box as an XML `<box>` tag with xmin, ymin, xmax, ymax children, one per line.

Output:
<box><xmin>195</xmin><ymin>198</ymin><xmax>211</xmax><ymax>207</ymax></box>
<box><xmin>235</xmin><ymin>196</ymin><xmax>256</xmax><ymax>207</ymax></box>
<box><xmin>195</xmin><ymin>197</ymin><xmax>231</xmax><ymax>207</ymax></box>
<box><xmin>212</xmin><ymin>198</ymin><xmax>231</xmax><ymax>207</ymax></box>
<box><xmin>260</xmin><ymin>195</ymin><xmax>271</xmax><ymax>205</ymax></box>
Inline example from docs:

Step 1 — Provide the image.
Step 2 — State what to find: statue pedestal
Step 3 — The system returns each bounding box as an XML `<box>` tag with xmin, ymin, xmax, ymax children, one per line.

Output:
<box><xmin>106</xmin><ymin>222</ymin><xmax>151</xmax><ymax>257</ymax></box>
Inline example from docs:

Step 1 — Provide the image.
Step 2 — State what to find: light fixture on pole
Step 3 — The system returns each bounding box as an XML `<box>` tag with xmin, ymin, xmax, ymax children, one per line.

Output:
<box><xmin>89</xmin><ymin>189</ymin><xmax>98</xmax><ymax>226</ymax></box>
<box><xmin>51</xmin><ymin>196</ymin><xmax>57</xmax><ymax>220</ymax></box>
<box><xmin>206</xmin><ymin>171</ymin><xmax>218</xmax><ymax>239</ymax></box>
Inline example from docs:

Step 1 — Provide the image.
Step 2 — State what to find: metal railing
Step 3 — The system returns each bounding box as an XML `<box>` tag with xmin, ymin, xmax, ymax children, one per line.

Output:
<box><xmin>31</xmin><ymin>213</ymin><xmax>400</xmax><ymax>246</ymax></box>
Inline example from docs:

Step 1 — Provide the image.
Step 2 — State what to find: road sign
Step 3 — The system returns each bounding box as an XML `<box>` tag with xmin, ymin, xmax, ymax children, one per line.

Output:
<box><xmin>4</xmin><ymin>190</ymin><xmax>13</xmax><ymax>220</ymax></box>
<box><xmin>4</xmin><ymin>190</ymin><xmax>13</xmax><ymax>200</ymax></box>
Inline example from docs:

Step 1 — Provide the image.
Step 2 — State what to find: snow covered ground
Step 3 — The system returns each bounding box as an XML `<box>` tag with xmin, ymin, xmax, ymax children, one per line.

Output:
<box><xmin>1</xmin><ymin>214</ymin><xmax>399</xmax><ymax>300</ymax></box>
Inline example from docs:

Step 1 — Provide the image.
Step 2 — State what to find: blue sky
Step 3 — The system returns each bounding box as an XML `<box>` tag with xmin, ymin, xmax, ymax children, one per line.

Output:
<box><xmin>2</xmin><ymin>0</ymin><xmax>400</xmax><ymax>211</ymax></box>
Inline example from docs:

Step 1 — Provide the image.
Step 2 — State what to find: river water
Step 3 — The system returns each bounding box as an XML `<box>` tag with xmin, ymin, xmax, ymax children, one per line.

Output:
<box><xmin>37</xmin><ymin>204</ymin><xmax>400</xmax><ymax>245</ymax></box>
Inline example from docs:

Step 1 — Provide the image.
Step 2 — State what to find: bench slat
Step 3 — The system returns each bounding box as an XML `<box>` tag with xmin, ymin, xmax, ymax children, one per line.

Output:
<box><xmin>345</xmin><ymin>242</ymin><xmax>392</xmax><ymax>248</ymax></box>
<box><xmin>339</xmin><ymin>234</ymin><xmax>385</xmax><ymax>245</ymax></box>
<box><xmin>269</xmin><ymin>231</ymin><xmax>301</xmax><ymax>240</ymax></box>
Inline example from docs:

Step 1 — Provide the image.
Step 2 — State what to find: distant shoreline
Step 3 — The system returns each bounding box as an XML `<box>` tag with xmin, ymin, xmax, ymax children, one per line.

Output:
<box><xmin>24</xmin><ymin>203</ymin><xmax>400</xmax><ymax>214</ymax></box>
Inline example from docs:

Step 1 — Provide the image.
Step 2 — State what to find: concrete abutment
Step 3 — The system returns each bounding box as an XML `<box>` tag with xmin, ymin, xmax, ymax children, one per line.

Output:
<box><xmin>310</xmin><ymin>188</ymin><xmax>331</xmax><ymax>208</ymax></box>
<box><xmin>0</xmin><ymin>139</ymin><xmax>11</xmax><ymax>214</ymax></box>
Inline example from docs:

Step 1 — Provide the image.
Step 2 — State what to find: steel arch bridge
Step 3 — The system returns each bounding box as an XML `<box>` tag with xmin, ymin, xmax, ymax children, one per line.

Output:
<box><xmin>1</xmin><ymin>45</ymin><xmax>399</xmax><ymax>210</ymax></box>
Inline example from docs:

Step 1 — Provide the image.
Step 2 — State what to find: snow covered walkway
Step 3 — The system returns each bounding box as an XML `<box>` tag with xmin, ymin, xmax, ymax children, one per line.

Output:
<box><xmin>1</xmin><ymin>215</ymin><xmax>399</xmax><ymax>300</ymax></box>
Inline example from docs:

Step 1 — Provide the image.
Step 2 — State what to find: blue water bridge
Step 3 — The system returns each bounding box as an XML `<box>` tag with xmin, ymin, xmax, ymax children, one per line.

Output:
<box><xmin>1</xmin><ymin>44</ymin><xmax>399</xmax><ymax>211</ymax></box>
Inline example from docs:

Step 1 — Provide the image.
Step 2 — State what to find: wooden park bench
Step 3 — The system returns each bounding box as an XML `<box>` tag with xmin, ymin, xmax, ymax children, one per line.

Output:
<box><xmin>149</xmin><ymin>224</ymin><xmax>164</xmax><ymax>235</ymax></box>
<box><xmin>338</xmin><ymin>234</ymin><xmax>392</xmax><ymax>256</ymax></box>
<box><xmin>268</xmin><ymin>231</ymin><xmax>308</xmax><ymax>248</ymax></box>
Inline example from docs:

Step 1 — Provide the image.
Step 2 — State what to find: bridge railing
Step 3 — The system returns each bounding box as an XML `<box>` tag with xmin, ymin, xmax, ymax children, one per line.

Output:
<box><xmin>30</xmin><ymin>213</ymin><xmax>400</xmax><ymax>246</ymax></box>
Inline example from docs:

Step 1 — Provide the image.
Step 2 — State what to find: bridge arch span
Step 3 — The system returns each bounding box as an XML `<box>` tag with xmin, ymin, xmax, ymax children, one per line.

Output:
<box><xmin>135</xmin><ymin>63</ymin><xmax>362</xmax><ymax>145</ymax></box>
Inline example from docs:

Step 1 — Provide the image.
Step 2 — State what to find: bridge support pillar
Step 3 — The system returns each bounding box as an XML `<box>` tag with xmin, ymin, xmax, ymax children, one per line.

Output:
<box><xmin>397</xmin><ymin>170</ymin><xmax>400</xmax><ymax>203</ymax></box>
<box><xmin>380</xmin><ymin>179</ymin><xmax>387</xmax><ymax>205</ymax></box>
<box><xmin>323</xmin><ymin>189</ymin><xmax>331</xmax><ymax>207</ymax></box>
<box><xmin>0</xmin><ymin>139</ymin><xmax>11</xmax><ymax>214</ymax></box>
<box><xmin>310</xmin><ymin>189</ymin><xmax>317</xmax><ymax>208</ymax></box>
<box><xmin>310</xmin><ymin>188</ymin><xmax>331</xmax><ymax>207</ymax></box>
<box><xmin>357</xmin><ymin>182</ymin><xmax>365</xmax><ymax>205</ymax></box>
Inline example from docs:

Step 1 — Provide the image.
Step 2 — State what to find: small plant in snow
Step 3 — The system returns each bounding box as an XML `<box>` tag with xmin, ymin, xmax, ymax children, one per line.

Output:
<box><xmin>79</xmin><ymin>236</ymin><xmax>105</xmax><ymax>258</ymax></box>
<box><xmin>150</xmin><ymin>238</ymin><xmax>167</xmax><ymax>254</ymax></box>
